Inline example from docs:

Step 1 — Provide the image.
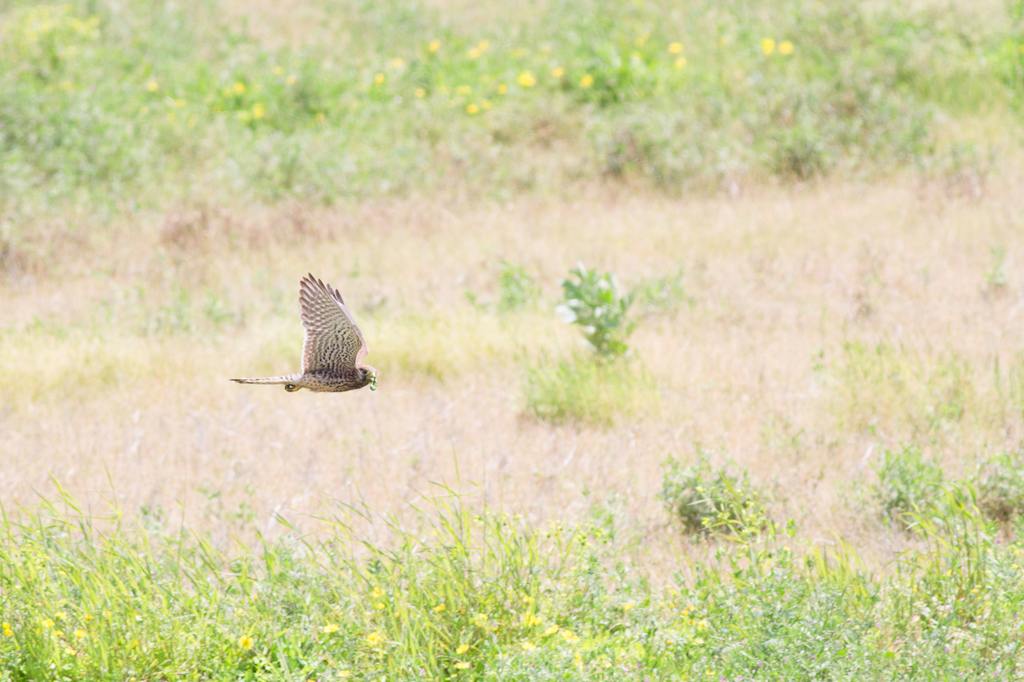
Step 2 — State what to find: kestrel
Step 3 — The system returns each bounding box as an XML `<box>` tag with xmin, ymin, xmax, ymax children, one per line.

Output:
<box><xmin>232</xmin><ymin>274</ymin><xmax>377</xmax><ymax>393</ymax></box>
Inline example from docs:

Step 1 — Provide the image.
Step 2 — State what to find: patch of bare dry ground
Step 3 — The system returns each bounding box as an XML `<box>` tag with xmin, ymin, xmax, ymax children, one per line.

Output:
<box><xmin>2</xmin><ymin>163</ymin><xmax>1023</xmax><ymax>570</ymax></box>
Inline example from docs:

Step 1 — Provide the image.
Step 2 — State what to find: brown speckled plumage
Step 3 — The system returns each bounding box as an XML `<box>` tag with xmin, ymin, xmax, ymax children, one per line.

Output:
<box><xmin>231</xmin><ymin>274</ymin><xmax>377</xmax><ymax>393</ymax></box>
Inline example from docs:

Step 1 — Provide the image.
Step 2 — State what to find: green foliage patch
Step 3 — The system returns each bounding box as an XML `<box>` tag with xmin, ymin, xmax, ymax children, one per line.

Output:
<box><xmin>3</xmin><ymin>488</ymin><xmax>1024</xmax><ymax>679</ymax></box>
<box><xmin>523</xmin><ymin>353</ymin><xmax>658</xmax><ymax>425</ymax></box>
<box><xmin>0</xmin><ymin>0</ymin><xmax>1020</xmax><ymax>215</ymax></box>
<box><xmin>555</xmin><ymin>263</ymin><xmax>635</xmax><ymax>358</ymax></box>
<box><xmin>871</xmin><ymin>443</ymin><xmax>946</xmax><ymax>526</ymax></box>
<box><xmin>659</xmin><ymin>449</ymin><xmax>767</xmax><ymax>534</ymax></box>
<box><xmin>976</xmin><ymin>448</ymin><xmax>1024</xmax><ymax>523</ymax></box>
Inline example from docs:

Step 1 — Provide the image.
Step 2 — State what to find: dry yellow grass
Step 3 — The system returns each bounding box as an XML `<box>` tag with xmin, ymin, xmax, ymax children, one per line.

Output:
<box><xmin>3</xmin><ymin>161</ymin><xmax>1024</xmax><ymax>569</ymax></box>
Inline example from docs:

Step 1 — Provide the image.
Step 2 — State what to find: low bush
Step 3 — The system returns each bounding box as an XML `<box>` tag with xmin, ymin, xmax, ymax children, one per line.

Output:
<box><xmin>871</xmin><ymin>443</ymin><xmax>945</xmax><ymax>526</ymax></box>
<box><xmin>976</xmin><ymin>448</ymin><xmax>1024</xmax><ymax>522</ymax></box>
<box><xmin>660</xmin><ymin>450</ymin><xmax>767</xmax><ymax>534</ymax></box>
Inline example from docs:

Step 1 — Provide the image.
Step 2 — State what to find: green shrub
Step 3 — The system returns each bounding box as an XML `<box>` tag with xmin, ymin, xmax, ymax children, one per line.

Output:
<box><xmin>871</xmin><ymin>444</ymin><xmax>945</xmax><ymax>525</ymax></box>
<box><xmin>555</xmin><ymin>263</ymin><xmax>635</xmax><ymax>358</ymax></box>
<box><xmin>523</xmin><ymin>354</ymin><xmax>657</xmax><ymax>425</ymax></box>
<box><xmin>497</xmin><ymin>261</ymin><xmax>540</xmax><ymax>314</ymax></box>
<box><xmin>976</xmin><ymin>449</ymin><xmax>1024</xmax><ymax>522</ymax></box>
<box><xmin>659</xmin><ymin>450</ymin><xmax>766</xmax><ymax>534</ymax></box>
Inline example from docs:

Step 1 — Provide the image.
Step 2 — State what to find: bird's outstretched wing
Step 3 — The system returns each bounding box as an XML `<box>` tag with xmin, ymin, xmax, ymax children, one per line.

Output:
<box><xmin>298</xmin><ymin>274</ymin><xmax>369</xmax><ymax>373</ymax></box>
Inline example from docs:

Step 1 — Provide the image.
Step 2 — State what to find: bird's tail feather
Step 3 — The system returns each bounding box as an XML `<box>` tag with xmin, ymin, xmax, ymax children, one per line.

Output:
<box><xmin>231</xmin><ymin>374</ymin><xmax>303</xmax><ymax>386</ymax></box>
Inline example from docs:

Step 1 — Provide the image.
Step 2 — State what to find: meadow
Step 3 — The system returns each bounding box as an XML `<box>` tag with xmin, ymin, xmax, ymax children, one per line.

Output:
<box><xmin>3</xmin><ymin>0</ymin><xmax>1024</xmax><ymax>679</ymax></box>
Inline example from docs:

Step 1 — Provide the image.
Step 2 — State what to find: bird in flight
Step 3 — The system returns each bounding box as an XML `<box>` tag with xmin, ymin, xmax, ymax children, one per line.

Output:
<box><xmin>232</xmin><ymin>274</ymin><xmax>377</xmax><ymax>392</ymax></box>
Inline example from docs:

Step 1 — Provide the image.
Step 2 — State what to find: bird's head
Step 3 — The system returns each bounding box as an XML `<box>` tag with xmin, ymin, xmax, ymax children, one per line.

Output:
<box><xmin>361</xmin><ymin>366</ymin><xmax>378</xmax><ymax>391</ymax></box>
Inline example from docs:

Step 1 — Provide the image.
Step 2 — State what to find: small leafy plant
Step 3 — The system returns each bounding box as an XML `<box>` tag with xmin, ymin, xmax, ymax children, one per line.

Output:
<box><xmin>555</xmin><ymin>262</ymin><xmax>635</xmax><ymax>357</ymax></box>
<box><xmin>660</xmin><ymin>450</ymin><xmax>766</xmax><ymax>534</ymax></box>
<box><xmin>497</xmin><ymin>261</ymin><xmax>540</xmax><ymax>314</ymax></box>
<box><xmin>871</xmin><ymin>444</ymin><xmax>945</xmax><ymax>526</ymax></box>
<box><xmin>976</xmin><ymin>449</ymin><xmax>1024</xmax><ymax>522</ymax></box>
<box><xmin>985</xmin><ymin>245</ymin><xmax>1008</xmax><ymax>293</ymax></box>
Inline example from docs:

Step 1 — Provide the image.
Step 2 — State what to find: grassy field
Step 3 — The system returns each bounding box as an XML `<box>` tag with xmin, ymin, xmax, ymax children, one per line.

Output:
<box><xmin>3</xmin><ymin>0</ymin><xmax>1024</xmax><ymax>679</ymax></box>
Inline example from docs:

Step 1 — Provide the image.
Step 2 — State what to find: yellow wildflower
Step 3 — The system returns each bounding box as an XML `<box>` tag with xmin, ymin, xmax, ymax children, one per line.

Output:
<box><xmin>428</xmin><ymin>39</ymin><xmax>441</xmax><ymax>52</ymax></box>
<box><xmin>477</xmin><ymin>40</ymin><xmax>489</xmax><ymax>51</ymax></box>
<box><xmin>697</xmin><ymin>618</ymin><xmax>709</xmax><ymax>631</ymax></box>
<box><xmin>456</xmin><ymin>85</ymin><xmax>472</xmax><ymax>95</ymax></box>
<box><xmin>64</xmin><ymin>647</ymin><xmax>75</xmax><ymax>655</ymax></box>
<box><xmin>544</xmin><ymin>625</ymin><xmax>559</xmax><ymax>636</ymax></box>
<box><xmin>375</xmin><ymin>602</ymin><xmax>386</xmax><ymax>610</ymax></box>
<box><xmin>322</xmin><ymin>623</ymin><xmax>340</xmax><ymax>634</ymax></box>
<box><xmin>273</xmin><ymin>66</ymin><xmax>284</xmax><ymax>75</ymax></box>
<box><xmin>367</xmin><ymin>630</ymin><xmax>386</xmax><ymax>645</ymax></box>
<box><xmin>315</xmin><ymin>112</ymin><xmax>325</xmax><ymax>123</ymax></box>
<box><xmin>374</xmin><ymin>73</ymin><xmax>385</xmax><ymax>84</ymax></box>
<box><xmin>669</xmin><ymin>42</ymin><xmax>683</xmax><ymax>54</ymax></box>
<box><xmin>238</xmin><ymin>635</ymin><xmax>254</xmax><ymax>650</ymax></box>
<box><xmin>391</xmin><ymin>58</ymin><xmax>405</xmax><ymax>68</ymax></box>
<box><xmin>622</xmin><ymin>602</ymin><xmax>636</xmax><ymax>612</ymax></box>
<box><xmin>456</xmin><ymin>643</ymin><xmax>469</xmax><ymax>654</ymax></box>
<box><xmin>551</xmin><ymin>66</ymin><xmax>565</xmax><ymax>78</ymax></box>
<box><xmin>468</xmin><ymin>47</ymin><xmax>482</xmax><ymax>59</ymax></box>
<box><xmin>560</xmin><ymin>630</ymin><xmax>579</xmax><ymax>643</ymax></box>
<box><xmin>147</xmin><ymin>80</ymin><xmax>158</xmax><ymax>92</ymax></box>
<box><xmin>455</xmin><ymin>661</ymin><xmax>470</xmax><ymax>669</ymax></box>
<box><xmin>779</xmin><ymin>40</ymin><xmax>793</xmax><ymax>55</ymax></box>
<box><xmin>497</xmin><ymin>84</ymin><xmax>508</xmax><ymax>94</ymax></box>
<box><xmin>521</xmin><ymin>641</ymin><xmax>537</xmax><ymax>651</ymax></box>
<box><xmin>522</xmin><ymin>596</ymin><xmax>535</xmax><ymax>604</ymax></box>
<box><xmin>415</xmin><ymin>88</ymin><xmax>426</xmax><ymax>98</ymax></box>
<box><xmin>433</xmin><ymin>604</ymin><xmax>446</xmax><ymax>612</ymax></box>
<box><xmin>761</xmin><ymin>38</ymin><xmax>775</xmax><ymax>55</ymax></box>
<box><xmin>482</xmin><ymin>99</ymin><xmax>492</xmax><ymax>109</ymax></box>
<box><xmin>372</xmin><ymin>587</ymin><xmax>384</xmax><ymax>598</ymax></box>
<box><xmin>471</xmin><ymin>613</ymin><xmax>488</xmax><ymax>627</ymax></box>
<box><xmin>675</xmin><ymin>57</ymin><xmax>687</xmax><ymax>69</ymax></box>
<box><xmin>42</xmin><ymin>619</ymin><xmax>54</xmax><ymax>630</ymax></box>
<box><xmin>286</xmin><ymin>74</ymin><xmax>297</xmax><ymax>85</ymax></box>
<box><xmin>517</xmin><ymin>71</ymin><xmax>536</xmax><ymax>87</ymax></box>
<box><xmin>233</xmin><ymin>81</ymin><xmax>246</xmax><ymax>94</ymax></box>
<box><xmin>84</xmin><ymin>614</ymin><xmax>93</xmax><ymax>621</ymax></box>
<box><xmin>54</xmin><ymin>630</ymin><xmax>64</xmax><ymax>638</ymax></box>
<box><xmin>580</xmin><ymin>74</ymin><xmax>594</xmax><ymax>88</ymax></box>
<box><xmin>339</xmin><ymin>672</ymin><xmax>352</xmax><ymax>679</ymax></box>
<box><xmin>466</xmin><ymin>103</ymin><xmax>479</xmax><ymax>114</ymax></box>
<box><xmin>59</xmin><ymin>80</ymin><xmax>72</xmax><ymax>91</ymax></box>
<box><xmin>74</xmin><ymin>629</ymin><xmax>86</xmax><ymax>639</ymax></box>
<box><xmin>252</xmin><ymin>103</ymin><xmax>265</xmax><ymax>119</ymax></box>
<box><xmin>522</xmin><ymin>613</ymin><xmax>543</xmax><ymax>627</ymax></box>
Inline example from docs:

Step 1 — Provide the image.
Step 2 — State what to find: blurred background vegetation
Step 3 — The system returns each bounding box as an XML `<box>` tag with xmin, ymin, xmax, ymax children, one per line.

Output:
<box><xmin>1</xmin><ymin>0</ymin><xmax>1021</xmax><ymax>223</ymax></box>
